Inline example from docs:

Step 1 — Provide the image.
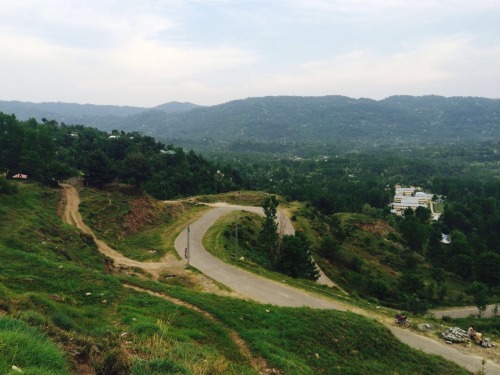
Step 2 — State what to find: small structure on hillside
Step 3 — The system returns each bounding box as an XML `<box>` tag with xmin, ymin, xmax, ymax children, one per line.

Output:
<box><xmin>12</xmin><ymin>173</ymin><xmax>28</xmax><ymax>179</ymax></box>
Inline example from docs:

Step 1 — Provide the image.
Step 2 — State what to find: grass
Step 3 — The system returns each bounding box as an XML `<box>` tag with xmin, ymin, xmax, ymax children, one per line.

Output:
<box><xmin>202</xmin><ymin>211</ymin><xmax>351</xmax><ymax>302</ymax></box>
<box><xmin>78</xmin><ymin>186</ymin><xmax>209</xmax><ymax>261</ymax></box>
<box><xmin>0</xmin><ymin>182</ymin><xmax>258</xmax><ymax>373</ymax></box>
<box><xmin>432</xmin><ymin>202</ymin><xmax>444</xmax><ymax>213</ymax></box>
<box><xmin>122</xmin><ymin>277</ymin><xmax>468</xmax><ymax>375</ymax></box>
<box><xmin>193</xmin><ymin>190</ymin><xmax>274</xmax><ymax>206</ymax></box>
<box><xmin>0</xmin><ymin>182</ymin><xmax>473</xmax><ymax>374</ymax></box>
<box><xmin>0</xmin><ymin>317</ymin><xmax>69</xmax><ymax>375</ymax></box>
<box><xmin>287</xmin><ymin>205</ymin><xmax>480</xmax><ymax>309</ymax></box>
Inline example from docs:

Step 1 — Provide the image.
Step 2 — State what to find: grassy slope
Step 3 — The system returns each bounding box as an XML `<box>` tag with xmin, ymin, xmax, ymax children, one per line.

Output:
<box><xmin>287</xmin><ymin>203</ymin><xmax>481</xmax><ymax>308</ymax></box>
<box><xmin>0</xmin><ymin>317</ymin><xmax>68</xmax><ymax>374</ymax></box>
<box><xmin>78</xmin><ymin>185</ymin><xmax>209</xmax><ymax>261</ymax></box>
<box><xmin>0</xmin><ymin>183</ymin><xmax>468</xmax><ymax>374</ymax></box>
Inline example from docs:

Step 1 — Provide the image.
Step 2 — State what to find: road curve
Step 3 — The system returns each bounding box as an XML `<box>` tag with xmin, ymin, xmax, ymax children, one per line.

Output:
<box><xmin>430</xmin><ymin>304</ymin><xmax>499</xmax><ymax>319</ymax></box>
<box><xmin>203</xmin><ymin>203</ymin><xmax>337</xmax><ymax>288</ymax></box>
<box><xmin>388</xmin><ymin>326</ymin><xmax>499</xmax><ymax>374</ymax></box>
<box><xmin>175</xmin><ymin>205</ymin><xmax>346</xmax><ymax>309</ymax></box>
<box><xmin>174</xmin><ymin>204</ymin><xmax>500</xmax><ymax>374</ymax></box>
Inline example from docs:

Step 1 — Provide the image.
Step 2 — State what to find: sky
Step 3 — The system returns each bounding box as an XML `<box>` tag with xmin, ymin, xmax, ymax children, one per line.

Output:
<box><xmin>1</xmin><ymin>0</ymin><xmax>499</xmax><ymax>107</ymax></box>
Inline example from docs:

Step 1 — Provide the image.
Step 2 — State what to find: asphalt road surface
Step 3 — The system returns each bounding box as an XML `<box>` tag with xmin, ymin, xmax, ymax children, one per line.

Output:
<box><xmin>175</xmin><ymin>204</ymin><xmax>500</xmax><ymax>374</ymax></box>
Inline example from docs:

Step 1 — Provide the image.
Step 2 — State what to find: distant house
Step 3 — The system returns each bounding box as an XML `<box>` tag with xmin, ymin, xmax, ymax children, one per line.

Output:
<box><xmin>12</xmin><ymin>173</ymin><xmax>28</xmax><ymax>179</ymax></box>
<box><xmin>160</xmin><ymin>149</ymin><xmax>176</xmax><ymax>155</ymax></box>
<box><xmin>108</xmin><ymin>135</ymin><xmax>119</xmax><ymax>139</ymax></box>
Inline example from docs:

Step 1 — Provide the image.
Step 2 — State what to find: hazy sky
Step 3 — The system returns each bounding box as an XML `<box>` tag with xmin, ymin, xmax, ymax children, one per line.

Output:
<box><xmin>1</xmin><ymin>0</ymin><xmax>499</xmax><ymax>106</ymax></box>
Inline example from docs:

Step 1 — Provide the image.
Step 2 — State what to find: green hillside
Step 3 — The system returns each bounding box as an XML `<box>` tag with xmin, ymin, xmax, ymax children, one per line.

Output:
<box><xmin>2</xmin><ymin>95</ymin><xmax>499</xmax><ymax>154</ymax></box>
<box><xmin>0</xmin><ymin>181</ymin><xmax>469</xmax><ymax>374</ymax></box>
<box><xmin>115</xmin><ymin>95</ymin><xmax>500</xmax><ymax>152</ymax></box>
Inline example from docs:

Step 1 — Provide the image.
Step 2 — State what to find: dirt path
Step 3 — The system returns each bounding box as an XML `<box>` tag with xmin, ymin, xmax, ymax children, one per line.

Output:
<box><xmin>123</xmin><ymin>284</ymin><xmax>274</xmax><ymax>374</ymax></box>
<box><xmin>60</xmin><ymin>184</ymin><xmax>186</xmax><ymax>279</ymax></box>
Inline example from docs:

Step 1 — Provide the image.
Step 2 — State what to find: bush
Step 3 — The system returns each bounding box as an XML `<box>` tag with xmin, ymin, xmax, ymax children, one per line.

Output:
<box><xmin>401</xmin><ymin>293</ymin><xmax>429</xmax><ymax>315</ymax></box>
<box><xmin>0</xmin><ymin>177</ymin><xmax>18</xmax><ymax>195</ymax></box>
<box><xmin>97</xmin><ymin>349</ymin><xmax>131</xmax><ymax>375</ymax></box>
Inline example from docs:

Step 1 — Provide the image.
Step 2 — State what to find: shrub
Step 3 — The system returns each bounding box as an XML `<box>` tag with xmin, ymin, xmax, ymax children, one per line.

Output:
<box><xmin>0</xmin><ymin>177</ymin><xmax>18</xmax><ymax>195</ymax></box>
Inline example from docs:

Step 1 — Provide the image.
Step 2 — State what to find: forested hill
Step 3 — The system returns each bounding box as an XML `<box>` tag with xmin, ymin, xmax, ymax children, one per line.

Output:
<box><xmin>0</xmin><ymin>113</ymin><xmax>239</xmax><ymax>199</ymax></box>
<box><xmin>121</xmin><ymin>95</ymin><xmax>499</xmax><ymax>151</ymax></box>
<box><xmin>0</xmin><ymin>100</ymin><xmax>201</xmax><ymax>130</ymax></box>
<box><xmin>2</xmin><ymin>95</ymin><xmax>499</xmax><ymax>152</ymax></box>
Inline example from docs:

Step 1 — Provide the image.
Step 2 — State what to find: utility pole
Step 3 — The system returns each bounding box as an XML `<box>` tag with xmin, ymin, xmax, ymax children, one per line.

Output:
<box><xmin>186</xmin><ymin>225</ymin><xmax>190</xmax><ymax>264</ymax></box>
<box><xmin>234</xmin><ymin>214</ymin><xmax>238</xmax><ymax>259</ymax></box>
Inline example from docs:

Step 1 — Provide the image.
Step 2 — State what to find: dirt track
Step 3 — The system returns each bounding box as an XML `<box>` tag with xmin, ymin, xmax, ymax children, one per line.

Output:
<box><xmin>60</xmin><ymin>184</ymin><xmax>500</xmax><ymax>374</ymax></box>
<box><xmin>60</xmin><ymin>183</ymin><xmax>185</xmax><ymax>279</ymax></box>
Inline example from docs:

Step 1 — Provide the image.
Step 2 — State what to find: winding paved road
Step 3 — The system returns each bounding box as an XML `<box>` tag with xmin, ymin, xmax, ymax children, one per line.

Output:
<box><xmin>174</xmin><ymin>204</ymin><xmax>345</xmax><ymax>309</ymax></box>
<box><xmin>59</xmin><ymin>185</ymin><xmax>499</xmax><ymax>374</ymax></box>
<box><xmin>174</xmin><ymin>203</ymin><xmax>500</xmax><ymax>374</ymax></box>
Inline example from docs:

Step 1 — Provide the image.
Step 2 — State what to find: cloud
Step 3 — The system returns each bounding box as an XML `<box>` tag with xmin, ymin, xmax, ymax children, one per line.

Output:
<box><xmin>0</xmin><ymin>0</ymin><xmax>499</xmax><ymax>105</ymax></box>
<box><xmin>0</xmin><ymin>22</ymin><xmax>258</xmax><ymax>105</ymax></box>
<box><xmin>243</xmin><ymin>36</ymin><xmax>500</xmax><ymax>99</ymax></box>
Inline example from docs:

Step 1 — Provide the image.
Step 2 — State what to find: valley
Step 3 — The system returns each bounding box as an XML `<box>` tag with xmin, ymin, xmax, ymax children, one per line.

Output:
<box><xmin>1</xmin><ymin>98</ymin><xmax>500</xmax><ymax>374</ymax></box>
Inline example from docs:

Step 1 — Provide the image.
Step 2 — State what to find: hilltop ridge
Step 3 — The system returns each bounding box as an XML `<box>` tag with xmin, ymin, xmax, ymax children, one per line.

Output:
<box><xmin>2</xmin><ymin>95</ymin><xmax>499</xmax><ymax>153</ymax></box>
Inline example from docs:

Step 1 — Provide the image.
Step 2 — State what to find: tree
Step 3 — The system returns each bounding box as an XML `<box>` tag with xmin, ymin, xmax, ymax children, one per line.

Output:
<box><xmin>415</xmin><ymin>206</ymin><xmax>431</xmax><ymax>224</ymax></box>
<box><xmin>319</xmin><ymin>235</ymin><xmax>341</xmax><ymax>261</ymax></box>
<box><xmin>83</xmin><ymin>150</ymin><xmax>117</xmax><ymax>187</ymax></box>
<box><xmin>475</xmin><ymin>252</ymin><xmax>500</xmax><ymax>291</ymax></box>
<box><xmin>449</xmin><ymin>254</ymin><xmax>475</xmax><ymax>281</ymax></box>
<box><xmin>0</xmin><ymin>177</ymin><xmax>18</xmax><ymax>195</ymax></box>
<box><xmin>121</xmin><ymin>152</ymin><xmax>152</xmax><ymax>189</ymax></box>
<box><xmin>426</xmin><ymin>223</ymin><xmax>445</xmax><ymax>264</ymax></box>
<box><xmin>0</xmin><ymin>113</ymin><xmax>23</xmax><ymax>176</ymax></box>
<box><xmin>448</xmin><ymin>230</ymin><xmax>472</xmax><ymax>257</ymax></box>
<box><xmin>398</xmin><ymin>272</ymin><xmax>425</xmax><ymax>296</ymax></box>
<box><xmin>403</xmin><ymin>207</ymin><xmax>414</xmax><ymax>217</ymax></box>
<box><xmin>466</xmin><ymin>281</ymin><xmax>488</xmax><ymax>317</ymax></box>
<box><xmin>276</xmin><ymin>232</ymin><xmax>319</xmax><ymax>280</ymax></box>
<box><xmin>401</xmin><ymin>293</ymin><xmax>429</xmax><ymax>315</ymax></box>
<box><xmin>258</xmin><ymin>195</ymin><xmax>279</xmax><ymax>266</ymax></box>
<box><xmin>367</xmin><ymin>279</ymin><xmax>391</xmax><ymax>300</ymax></box>
<box><xmin>399</xmin><ymin>215</ymin><xmax>429</xmax><ymax>253</ymax></box>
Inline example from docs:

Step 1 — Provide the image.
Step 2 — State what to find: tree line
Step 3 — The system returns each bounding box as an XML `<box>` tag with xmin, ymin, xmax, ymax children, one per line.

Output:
<box><xmin>0</xmin><ymin>112</ymin><xmax>240</xmax><ymax>198</ymax></box>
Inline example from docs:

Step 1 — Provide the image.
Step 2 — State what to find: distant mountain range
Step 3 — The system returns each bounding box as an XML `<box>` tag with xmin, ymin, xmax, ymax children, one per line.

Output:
<box><xmin>0</xmin><ymin>100</ymin><xmax>201</xmax><ymax>129</ymax></box>
<box><xmin>2</xmin><ymin>95</ymin><xmax>499</xmax><ymax>152</ymax></box>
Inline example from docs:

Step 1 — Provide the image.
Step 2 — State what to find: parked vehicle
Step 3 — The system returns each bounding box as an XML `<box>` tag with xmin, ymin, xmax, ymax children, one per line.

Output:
<box><xmin>394</xmin><ymin>313</ymin><xmax>411</xmax><ymax>328</ymax></box>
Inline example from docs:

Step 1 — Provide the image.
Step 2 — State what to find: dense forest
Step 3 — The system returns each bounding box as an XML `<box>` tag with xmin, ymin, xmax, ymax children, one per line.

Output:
<box><xmin>217</xmin><ymin>142</ymin><xmax>500</xmax><ymax>311</ymax></box>
<box><xmin>2</xmin><ymin>96</ymin><xmax>500</xmax><ymax>155</ymax></box>
<box><xmin>0</xmin><ymin>112</ymin><xmax>239</xmax><ymax>198</ymax></box>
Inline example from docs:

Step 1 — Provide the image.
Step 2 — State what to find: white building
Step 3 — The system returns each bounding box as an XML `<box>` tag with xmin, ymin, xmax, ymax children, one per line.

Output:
<box><xmin>391</xmin><ymin>185</ymin><xmax>433</xmax><ymax>214</ymax></box>
<box><xmin>395</xmin><ymin>186</ymin><xmax>415</xmax><ymax>196</ymax></box>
